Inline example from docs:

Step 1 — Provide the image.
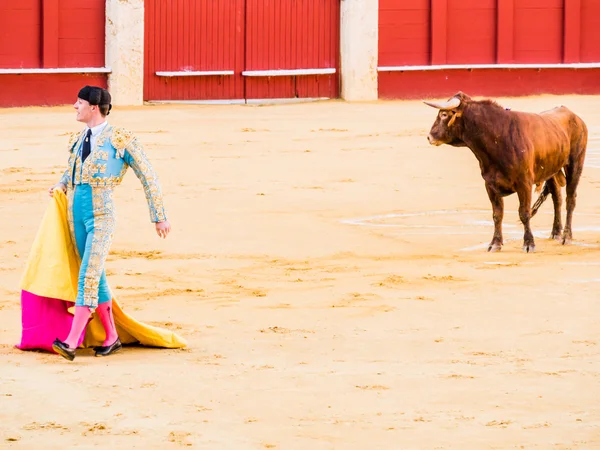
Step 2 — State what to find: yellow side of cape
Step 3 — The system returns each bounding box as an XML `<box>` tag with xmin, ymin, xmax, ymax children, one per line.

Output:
<box><xmin>20</xmin><ymin>190</ymin><xmax>187</xmax><ymax>349</ymax></box>
<box><xmin>19</xmin><ymin>189</ymin><xmax>80</xmax><ymax>302</ymax></box>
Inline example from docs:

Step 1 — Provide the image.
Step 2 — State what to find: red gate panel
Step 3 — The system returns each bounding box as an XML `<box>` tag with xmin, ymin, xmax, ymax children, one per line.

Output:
<box><xmin>378</xmin><ymin>0</ymin><xmax>430</xmax><ymax>66</ymax></box>
<box><xmin>0</xmin><ymin>0</ymin><xmax>41</xmax><ymax>69</ymax></box>
<box><xmin>0</xmin><ymin>0</ymin><xmax>106</xmax><ymax>108</ymax></box>
<box><xmin>514</xmin><ymin>0</ymin><xmax>564</xmax><ymax>63</ymax></box>
<box><xmin>446</xmin><ymin>0</ymin><xmax>496</xmax><ymax>64</ymax></box>
<box><xmin>378</xmin><ymin>0</ymin><xmax>600</xmax><ymax>99</ymax></box>
<box><xmin>58</xmin><ymin>0</ymin><xmax>106</xmax><ymax>67</ymax></box>
<box><xmin>581</xmin><ymin>0</ymin><xmax>600</xmax><ymax>62</ymax></box>
<box><xmin>144</xmin><ymin>0</ymin><xmax>245</xmax><ymax>101</ymax></box>
<box><xmin>244</xmin><ymin>0</ymin><xmax>340</xmax><ymax>100</ymax></box>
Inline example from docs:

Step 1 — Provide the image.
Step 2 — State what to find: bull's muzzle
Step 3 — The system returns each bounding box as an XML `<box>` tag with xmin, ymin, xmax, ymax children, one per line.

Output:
<box><xmin>427</xmin><ymin>134</ymin><xmax>442</xmax><ymax>146</ymax></box>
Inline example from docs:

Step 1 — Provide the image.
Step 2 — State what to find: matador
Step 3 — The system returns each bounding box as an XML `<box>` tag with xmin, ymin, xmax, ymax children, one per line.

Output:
<box><xmin>49</xmin><ymin>86</ymin><xmax>171</xmax><ymax>361</ymax></box>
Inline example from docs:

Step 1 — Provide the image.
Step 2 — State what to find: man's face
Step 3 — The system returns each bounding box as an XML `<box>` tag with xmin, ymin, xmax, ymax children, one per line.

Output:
<box><xmin>74</xmin><ymin>97</ymin><xmax>93</xmax><ymax>123</ymax></box>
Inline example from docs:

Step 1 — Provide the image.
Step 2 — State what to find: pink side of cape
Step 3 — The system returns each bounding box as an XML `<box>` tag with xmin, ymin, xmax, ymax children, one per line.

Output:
<box><xmin>16</xmin><ymin>290</ymin><xmax>86</xmax><ymax>353</ymax></box>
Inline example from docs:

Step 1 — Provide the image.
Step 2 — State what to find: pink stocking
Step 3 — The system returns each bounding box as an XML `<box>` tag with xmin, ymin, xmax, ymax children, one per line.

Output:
<box><xmin>64</xmin><ymin>306</ymin><xmax>91</xmax><ymax>348</ymax></box>
<box><xmin>96</xmin><ymin>301</ymin><xmax>119</xmax><ymax>346</ymax></box>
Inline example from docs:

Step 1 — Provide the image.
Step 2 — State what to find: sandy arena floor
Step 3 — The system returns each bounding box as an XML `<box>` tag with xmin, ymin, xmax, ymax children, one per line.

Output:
<box><xmin>1</xmin><ymin>94</ymin><xmax>600</xmax><ymax>449</ymax></box>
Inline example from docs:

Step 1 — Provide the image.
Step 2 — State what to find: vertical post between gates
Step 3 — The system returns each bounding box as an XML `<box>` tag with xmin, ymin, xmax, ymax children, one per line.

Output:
<box><xmin>340</xmin><ymin>0</ymin><xmax>379</xmax><ymax>101</ymax></box>
<box><xmin>105</xmin><ymin>0</ymin><xmax>145</xmax><ymax>105</ymax></box>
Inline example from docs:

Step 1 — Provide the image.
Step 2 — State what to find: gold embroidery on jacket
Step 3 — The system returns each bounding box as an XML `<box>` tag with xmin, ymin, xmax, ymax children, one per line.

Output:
<box><xmin>124</xmin><ymin>137</ymin><xmax>167</xmax><ymax>223</ymax></box>
<box><xmin>59</xmin><ymin>125</ymin><xmax>167</xmax><ymax>223</ymax></box>
<box><xmin>110</xmin><ymin>127</ymin><xmax>135</xmax><ymax>158</ymax></box>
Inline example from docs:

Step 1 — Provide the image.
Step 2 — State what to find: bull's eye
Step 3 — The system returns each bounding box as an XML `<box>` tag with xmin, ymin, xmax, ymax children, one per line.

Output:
<box><xmin>440</xmin><ymin>112</ymin><xmax>448</xmax><ymax>119</ymax></box>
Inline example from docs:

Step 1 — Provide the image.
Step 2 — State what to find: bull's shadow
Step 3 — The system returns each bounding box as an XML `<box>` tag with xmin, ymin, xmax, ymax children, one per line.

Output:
<box><xmin>424</xmin><ymin>91</ymin><xmax>588</xmax><ymax>253</ymax></box>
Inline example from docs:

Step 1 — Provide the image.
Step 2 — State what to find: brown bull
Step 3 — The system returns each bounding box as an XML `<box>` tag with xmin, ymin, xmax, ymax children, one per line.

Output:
<box><xmin>425</xmin><ymin>92</ymin><xmax>588</xmax><ymax>252</ymax></box>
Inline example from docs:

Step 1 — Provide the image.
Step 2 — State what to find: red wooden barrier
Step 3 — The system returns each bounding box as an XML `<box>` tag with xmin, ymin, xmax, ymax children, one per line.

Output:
<box><xmin>514</xmin><ymin>0</ymin><xmax>563</xmax><ymax>63</ymax></box>
<box><xmin>144</xmin><ymin>0</ymin><xmax>340</xmax><ymax>102</ymax></box>
<box><xmin>378</xmin><ymin>0</ymin><xmax>430</xmax><ymax>67</ymax></box>
<box><xmin>581</xmin><ymin>0</ymin><xmax>600</xmax><ymax>62</ymax></box>
<box><xmin>446</xmin><ymin>0</ymin><xmax>496</xmax><ymax>64</ymax></box>
<box><xmin>379</xmin><ymin>0</ymin><xmax>600</xmax><ymax>99</ymax></box>
<box><xmin>0</xmin><ymin>0</ymin><xmax>41</xmax><ymax>69</ymax></box>
<box><xmin>144</xmin><ymin>0</ymin><xmax>245</xmax><ymax>102</ymax></box>
<box><xmin>0</xmin><ymin>0</ymin><xmax>107</xmax><ymax>107</ymax></box>
<box><xmin>57</xmin><ymin>0</ymin><xmax>105</xmax><ymax>68</ymax></box>
<box><xmin>244</xmin><ymin>0</ymin><xmax>339</xmax><ymax>101</ymax></box>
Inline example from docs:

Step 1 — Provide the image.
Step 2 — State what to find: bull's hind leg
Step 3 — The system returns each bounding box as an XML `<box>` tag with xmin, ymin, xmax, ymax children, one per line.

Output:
<box><xmin>485</xmin><ymin>182</ymin><xmax>504</xmax><ymax>252</ymax></box>
<box><xmin>547</xmin><ymin>177</ymin><xmax>563</xmax><ymax>240</ymax></box>
<box><xmin>563</xmin><ymin>131</ymin><xmax>587</xmax><ymax>245</ymax></box>
<box><xmin>563</xmin><ymin>163</ymin><xmax>584</xmax><ymax>245</ymax></box>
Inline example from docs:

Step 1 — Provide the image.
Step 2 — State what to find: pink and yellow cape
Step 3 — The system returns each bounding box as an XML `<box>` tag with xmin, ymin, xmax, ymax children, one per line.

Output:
<box><xmin>16</xmin><ymin>189</ymin><xmax>187</xmax><ymax>353</ymax></box>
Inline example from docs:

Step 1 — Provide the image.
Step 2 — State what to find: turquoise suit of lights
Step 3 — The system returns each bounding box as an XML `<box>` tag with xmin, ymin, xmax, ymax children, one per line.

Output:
<box><xmin>58</xmin><ymin>124</ymin><xmax>167</xmax><ymax>310</ymax></box>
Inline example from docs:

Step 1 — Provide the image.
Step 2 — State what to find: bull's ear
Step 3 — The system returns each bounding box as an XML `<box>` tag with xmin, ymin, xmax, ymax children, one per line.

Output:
<box><xmin>423</xmin><ymin>97</ymin><xmax>461</xmax><ymax>110</ymax></box>
<box><xmin>455</xmin><ymin>91</ymin><xmax>472</xmax><ymax>102</ymax></box>
<box><xmin>448</xmin><ymin>111</ymin><xmax>463</xmax><ymax>127</ymax></box>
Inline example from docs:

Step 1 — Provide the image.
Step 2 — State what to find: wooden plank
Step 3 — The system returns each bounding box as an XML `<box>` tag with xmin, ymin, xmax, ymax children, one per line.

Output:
<box><xmin>580</xmin><ymin>0</ymin><xmax>600</xmax><ymax>62</ymax></box>
<box><xmin>156</xmin><ymin>70</ymin><xmax>234</xmax><ymax>76</ymax></box>
<box><xmin>0</xmin><ymin>0</ymin><xmax>41</xmax><ymax>68</ymax></box>
<box><xmin>497</xmin><ymin>0</ymin><xmax>515</xmax><ymax>63</ymax></box>
<box><xmin>378</xmin><ymin>4</ymin><xmax>430</xmax><ymax>66</ymax></box>
<box><xmin>563</xmin><ymin>0</ymin><xmax>581</xmax><ymax>63</ymax></box>
<box><xmin>58</xmin><ymin>0</ymin><xmax>104</xmax><ymax>67</ymax></box>
<box><xmin>430</xmin><ymin>0</ymin><xmax>448</xmax><ymax>65</ymax></box>
<box><xmin>244</xmin><ymin>0</ymin><xmax>339</xmax><ymax>100</ymax></box>
<box><xmin>242</xmin><ymin>68</ymin><xmax>336</xmax><ymax>76</ymax></box>
<box><xmin>0</xmin><ymin>73</ymin><xmax>108</xmax><ymax>107</ymax></box>
<box><xmin>514</xmin><ymin>5</ymin><xmax>563</xmax><ymax>63</ymax></box>
<box><xmin>447</xmin><ymin>1</ymin><xmax>496</xmax><ymax>64</ymax></box>
<box><xmin>144</xmin><ymin>0</ymin><xmax>243</xmax><ymax>101</ymax></box>
<box><xmin>378</xmin><ymin>68</ymin><xmax>600</xmax><ymax>100</ymax></box>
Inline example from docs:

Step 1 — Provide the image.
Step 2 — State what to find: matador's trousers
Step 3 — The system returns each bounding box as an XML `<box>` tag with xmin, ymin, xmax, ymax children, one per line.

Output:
<box><xmin>67</xmin><ymin>184</ymin><xmax>116</xmax><ymax>310</ymax></box>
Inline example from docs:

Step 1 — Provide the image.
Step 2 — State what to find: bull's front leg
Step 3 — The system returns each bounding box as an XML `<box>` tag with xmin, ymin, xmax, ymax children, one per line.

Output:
<box><xmin>485</xmin><ymin>182</ymin><xmax>504</xmax><ymax>252</ymax></box>
<box><xmin>517</xmin><ymin>185</ymin><xmax>535</xmax><ymax>252</ymax></box>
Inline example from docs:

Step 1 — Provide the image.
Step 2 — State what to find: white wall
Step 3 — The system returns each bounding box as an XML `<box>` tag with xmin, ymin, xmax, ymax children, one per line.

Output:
<box><xmin>340</xmin><ymin>0</ymin><xmax>379</xmax><ymax>101</ymax></box>
<box><xmin>105</xmin><ymin>0</ymin><xmax>145</xmax><ymax>106</ymax></box>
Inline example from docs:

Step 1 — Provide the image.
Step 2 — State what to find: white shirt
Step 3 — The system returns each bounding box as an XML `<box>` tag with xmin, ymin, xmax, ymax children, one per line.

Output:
<box><xmin>84</xmin><ymin>120</ymin><xmax>109</xmax><ymax>151</ymax></box>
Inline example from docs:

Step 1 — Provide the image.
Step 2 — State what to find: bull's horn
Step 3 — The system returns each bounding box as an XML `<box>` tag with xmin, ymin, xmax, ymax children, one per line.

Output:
<box><xmin>423</xmin><ymin>97</ymin><xmax>461</xmax><ymax>110</ymax></box>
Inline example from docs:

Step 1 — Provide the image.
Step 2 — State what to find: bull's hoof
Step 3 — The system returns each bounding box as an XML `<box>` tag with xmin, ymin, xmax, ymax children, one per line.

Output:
<box><xmin>562</xmin><ymin>237</ymin><xmax>572</xmax><ymax>245</ymax></box>
<box><xmin>488</xmin><ymin>243</ymin><xmax>502</xmax><ymax>252</ymax></box>
<box><xmin>551</xmin><ymin>231</ymin><xmax>563</xmax><ymax>241</ymax></box>
<box><xmin>523</xmin><ymin>244</ymin><xmax>536</xmax><ymax>253</ymax></box>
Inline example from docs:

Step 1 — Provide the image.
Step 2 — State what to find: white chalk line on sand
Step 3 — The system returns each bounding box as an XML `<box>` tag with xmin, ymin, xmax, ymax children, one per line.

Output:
<box><xmin>343</xmin><ymin>208</ymin><xmax>600</xmax><ymax>283</ymax></box>
<box><xmin>584</xmin><ymin>135</ymin><xmax>600</xmax><ymax>169</ymax></box>
<box><xmin>341</xmin><ymin>209</ymin><xmax>600</xmax><ymax>252</ymax></box>
<box><xmin>571</xmin><ymin>278</ymin><xmax>600</xmax><ymax>283</ymax></box>
<box><xmin>459</xmin><ymin>232</ymin><xmax>600</xmax><ymax>252</ymax></box>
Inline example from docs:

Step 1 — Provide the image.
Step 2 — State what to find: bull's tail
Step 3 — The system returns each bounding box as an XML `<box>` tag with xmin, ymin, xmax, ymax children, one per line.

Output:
<box><xmin>531</xmin><ymin>183</ymin><xmax>551</xmax><ymax>218</ymax></box>
<box><xmin>531</xmin><ymin>171</ymin><xmax>566</xmax><ymax>217</ymax></box>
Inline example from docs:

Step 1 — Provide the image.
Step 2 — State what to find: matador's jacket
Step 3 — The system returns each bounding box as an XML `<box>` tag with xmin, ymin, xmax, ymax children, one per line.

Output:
<box><xmin>58</xmin><ymin>124</ymin><xmax>167</xmax><ymax>310</ymax></box>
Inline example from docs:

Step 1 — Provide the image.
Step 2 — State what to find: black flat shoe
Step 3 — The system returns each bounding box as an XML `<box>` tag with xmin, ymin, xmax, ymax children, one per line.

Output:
<box><xmin>92</xmin><ymin>338</ymin><xmax>120</xmax><ymax>353</ymax></box>
<box><xmin>52</xmin><ymin>338</ymin><xmax>76</xmax><ymax>361</ymax></box>
<box><xmin>94</xmin><ymin>338</ymin><xmax>122</xmax><ymax>357</ymax></box>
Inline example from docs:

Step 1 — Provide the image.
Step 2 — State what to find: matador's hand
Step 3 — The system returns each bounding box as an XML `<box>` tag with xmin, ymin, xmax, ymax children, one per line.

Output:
<box><xmin>155</xmin><ymin>220</ymin><xmax>171</xmax><ymax>239</ymax></box>
<box><xmin>48</xmin><ymin>183</ymin><xmax>67</xmax><ymax>197</ymax></box>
